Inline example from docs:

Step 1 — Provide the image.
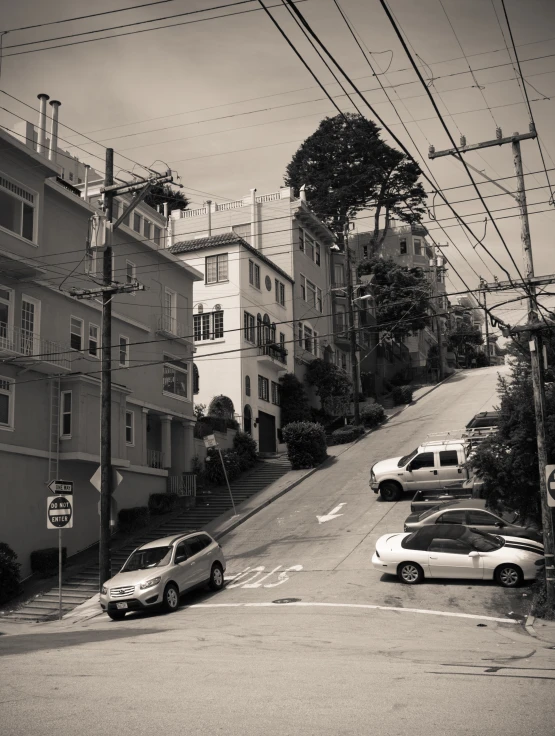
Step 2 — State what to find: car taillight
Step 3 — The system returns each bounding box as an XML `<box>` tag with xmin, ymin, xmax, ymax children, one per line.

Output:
<box><xmin>376</xmin><ymin>549</ymin><xmax>380</xmax><ymax>558</ymax></box>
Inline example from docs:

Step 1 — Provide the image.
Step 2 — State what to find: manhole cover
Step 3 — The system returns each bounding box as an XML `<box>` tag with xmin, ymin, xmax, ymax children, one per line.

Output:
<box><xmin>272</xmin><ymin>598</ymin><xmax>301</xmax><ymax>604</ymax></box>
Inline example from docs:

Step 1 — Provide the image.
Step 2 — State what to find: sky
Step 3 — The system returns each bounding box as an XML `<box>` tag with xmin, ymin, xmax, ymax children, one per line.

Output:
<box><xmin>1</xmin><ymin>0</ymin><xmax>555</xmax><ymax>335</ymax></box>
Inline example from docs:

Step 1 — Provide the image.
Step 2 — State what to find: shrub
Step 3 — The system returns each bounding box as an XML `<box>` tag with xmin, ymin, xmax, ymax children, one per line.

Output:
<box><xmin>282</xmin><ymin>421</ymin><xmax>327</xmax><ymax>469</ymax></box>
<box><xmin>359</xmin><ymin>403</ymin><xmax>386</xmax><ymax>428</ymax></box>
<box><xmin>310</xmin><ymin>407</ymin><xmax>332</xmax><ymax>426</ymax></box>
<box><xmin>226</xmin><ymin>417</ymin><xmax>239</xmax><ymax>430</ymax></box>
<box><xmin>391</xmin><ymin>385</ymin><xmax>413</xmax><ymax>405</ymax></box>
<box><xmin>279</xmin><ymin>372</ymin><xmax>311</xmax><ymax>427</ymax></box>
<box><xmin>208</xmin><ymin>395</ymin><xmax>235</xmax><ymax>419</ymax></box>
<box><xmin>306</xmin><ymin>358</ymin><xmax>352</xmax><ymax>415</ymax></box>
<box><xmin>194</xmin><ymin>415</ymin><xmax>228</xmax><ymax>438</ymax></box>
<box><xmin>0</xmin><ymin>542</ymin><xmax>21</xmax><ymax>603</ymax></box>
<box><xmin>204</xmin><ymin>448</ymin><xmax>242</xmax><ymax>485</ymax></box>
<box><xmin>30</xmin><ymin>547</ymin><xmax>67</xmax><ymax>577</ymax></box>
<box><xmin>118</xmin><ymin>506</ymin><xmax>149</xmax><ymax>534</ymax></box>
<box><xmin>331</xmin><ymin>424</ymin><xmax>365</xmax><ymax>445</ymax></box>
<box><xmin>233</xmin><ymin>430</ymin><xmax>258</xmax><ymax>471</ymax></box>
<box><xmin>148</xmin><ymin>493</ymin><xmax>179</xmax><ymax>516</ymax></box>
<box><xmin>194</xmin><ymin>403</ymin><xmax>206</xmax><ymax>419</ymax></box>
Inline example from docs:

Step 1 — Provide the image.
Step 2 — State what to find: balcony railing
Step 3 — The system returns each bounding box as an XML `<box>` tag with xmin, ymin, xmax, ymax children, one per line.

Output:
<box><xmin>156</xmin><ymin>315</ymin><xmax>191</xmax><ymax>342</ymax></box>
<box><xmin>0</xmin><ymin>323</ymin><xmax>70</xmax><ymax>370</ymax></box>
<box><xmin>258</xmin><ymin>343</ymin><xmax>287</xmax><ymax>365</ymax></box>
<box><xmin>168</xmin><ymin>473</ymin><xmax>197</xmax><ymax>496</ymax></box>
<box><xmin>147</xmin><ymin>449</ymin><xmax>164</xmax><ymax>469</ymax></box>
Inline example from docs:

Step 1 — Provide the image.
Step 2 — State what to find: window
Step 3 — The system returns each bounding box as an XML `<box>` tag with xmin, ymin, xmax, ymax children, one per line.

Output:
<box><xmin>315</xmin><ymin>243</ymin><xmax>321</xmax><ymax>266</ymax></box>
<box><xmin>153</xmin><ymin>225</ymin><xmax>162</xmax><ymax>247</ymax></box>
<box><xmin>313</xmin><ymin>331</ymin><xmax>319</xmax><ymax>358</ymax></box>
<box><xmin>305</xmin><ymin>233</ymin><xmax>315</xmax><ymax>261</ymax></box>
<box><xmin>244</xmin><ymin>311</ymin><xmax>255</xmax><ymax>343</ymax></box>
<box><xmin>70</xmin><ymin>316</ymin><xmax>84</xmax><ymax>351</ymax></box>
<box><xmin>143</xmin><ymin>218</ymin><xmax>151</xmax><ymax>239</ymax></box>
<box><xmin>245</xmin><ymin>375</ymin><xmax>251</xmax><ymax>396</ymax></box>
<box><xmin>400</xmin><ymin>238</ymin><xmax>407</xmax><ymax>254</ymax></box>
<box><xmin>334</xmin><ymin>264</ymin><xmax>344</xmax><ymax>286</ymax></box>
<box><xmin>88</xmin><ymin>323</ymin><xmax>99</xmax><ymax>357</ymax></box>
<box><xmin>335</xmin><ymin>305</ymin><xmax>346</xmax><ymax>330</ymax></box>
<box><xmin>126</xmin><ymin>261</ymin><xmax>136</xmax><ymax>284</ymax></box>
<box><xmin>279</xmin><ymin>332</ymin><xmax>286</xmax><ymax>353</ymax></box>
<box><xmin>125</xmin><ymin>410</ymin><xmax>134</xmax><ymax>445</ymax></box>
<box><xmin>193</xmin><ymin>313</ymin><xmax>210</xmax><ymax>341</ymax></box>
<box><xmin>467</xmin><ymin>510</ymin><xmax>496</xmax><ymax>526</ymax></box>
<box><xmin>163</xmin><ymin>360</ymin><xmax>188</xmax><ymax>399</ymax></box>
<box><xmin>304</xmin><ymin>325</ymin><xmax>313</xmax><ymax>354</ymax></box>
<box><xmin>249</xmin><ymin>259</ymin><xmax>260</xmax><ymax>289</ymax></box>
<box><xmin>0</xmin><ymin>377</ymin><xmax>14</xmax><ymax>429</ymax></box>
<box><xmin>306</xmin><ymin>279</ymin><xmax>316</xmax><ymax>308</ymax></box>
<box><xmin>317</xmin><ymin>287</ymin><xmax>323</xmax><ymax>313</ymax></box>
<box><xmin>21</xmin><ymin>296</ymin><xmax>40</xmax><ymax>356</ymax></box>
<box><xmin>439</xmin><ymin>450</ymin><xmax>459</xmax><ymax>467</ymax></box>
<box><xmin>206</xmin><ymin>253</ymin><xmax>228</xmax><ymax>284</ymax></box>
<box><xmin>258</xmin><ymin>375</ymin><xmax>269</xmax><ymax>401</ymax></box>
<box><xmin>300</xmin><ymin>275</ymin><xmax>306</xmax><ymax>301</ymax></box>
<box><xmin>68</xmin><ymin>172</ymin><xmax>74</xmax><ymax>182</ymax></box>
<box><xmin>133</xmin><ymin>212</ymin><xmax>141</xmax><ymax>233</ymax></box>
<box><xmin>271</xmin><ymin>381</ymin><xmax>280</xmax><ymax>405</ymax></box>
<box><xmin>414</xmin><ymin>238</ymin><xmax>422</xmax><ymax>255</ymax></box>
<box><xmin>410</xmin><ymin>452</ymin><xmax>435</xmax><ymax>470</ymax></box>
<box><xmin>213</xmin><ymin>309</ymin><xmax>224</xmax><ymax>339</ymax></box>
<box><xmin>193</xmin><ymin>308</ymin><xmax>224</xmax><ymax>341</ymax></box>
<box><xmin>298</xmin><ymin>321</ymin><xmax>303</xmax><ymax>347</ymax></box>
<box><xmin>275</xmin><ymin>279</ymin><xmax>285</xmax><ymax>306</ymax></box>
<box><xmin>119</xmin><ymin>336</ymin><xmax>130</xmax><ymax>367</ymax></box>
<box><xmin>299</xmin><ymin>228</ymin><xmax>305</xmax><ymax>252</ymax></box>
<box><xmin>60</xmin><ymin>391</ymin><xmax>72</xmax><ymax>437</ymax></box>
<box><xmin>0</xmin><ymin>173</ymin><xmax>36</xmax><ymax>242</ymax></box>
<box><xmin>436</xmin><ymin>510</ymin><xmax>466</xmax><ymax>524</ymax></box>
<box><xmin>428</xmin><ymin>538</ymin><xmax>470</xmax><ymax>555</ymax></box>
<box><xmin>0</xmin><ymin>286</ymin><xmax>12</xmax><ymax>340</ymax></box>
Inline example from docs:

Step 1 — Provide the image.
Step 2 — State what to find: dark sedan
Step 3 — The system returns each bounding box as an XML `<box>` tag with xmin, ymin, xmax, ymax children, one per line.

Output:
<box><xmin>404</xmin><ymin>499</ymin><xmax>542</xmax><ymax>543</ymax></box>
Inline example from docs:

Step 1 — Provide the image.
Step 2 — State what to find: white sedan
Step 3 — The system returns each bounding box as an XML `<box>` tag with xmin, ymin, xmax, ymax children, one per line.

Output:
<box><xmin>372</xmin><ymin>524</ymin><xmax>544</xmax><ymax>587</ymax></box>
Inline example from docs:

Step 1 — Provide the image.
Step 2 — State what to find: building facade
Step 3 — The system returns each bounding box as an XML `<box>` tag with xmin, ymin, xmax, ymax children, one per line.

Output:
<box><xmin>170</xmin><ymin>232</ymin><xmax>294</xmax><ymax>454</ymax></box>
<box><xmin>1</xmin><ymin>115</ymin><xmax>201</xmax><ymax>576</ymax></box>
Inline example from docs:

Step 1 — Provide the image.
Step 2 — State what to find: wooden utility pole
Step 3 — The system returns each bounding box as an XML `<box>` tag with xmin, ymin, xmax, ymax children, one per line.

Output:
<box><xmin>430</xmin><ymin>127</ymin><xmax>555</xmax><ymax>608</ymax></box>
<box><xmin>99</xmin><ymin>148</ymin><xmax>114</xmax><ymax>587</ymax></box>
<box><xmin>482</xmin><ymin>289</ymin><xmax>491</xmax><ymax>366</ymax></box>
<box><xmin>344</xmin><ymin>224</ymin><xmax>360</xmax><ymax>425</ymax></box>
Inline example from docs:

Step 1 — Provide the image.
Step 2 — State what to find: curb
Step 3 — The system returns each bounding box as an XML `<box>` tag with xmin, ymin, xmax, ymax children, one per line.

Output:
<box><xmin>524</xmin><ymin>614</ymin><xmax>537</xmax><ymax>637</ymax></box>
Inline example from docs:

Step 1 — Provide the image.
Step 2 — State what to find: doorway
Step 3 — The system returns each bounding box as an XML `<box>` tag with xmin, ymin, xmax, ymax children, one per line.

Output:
<box><xmin>258</xmin><ymin>411</ymin><xmax>276</xmax><ymax>453</ymax></box>
<box><xmin>244</xmin><ymin>404</ymin><xmax>252</xmax><ymax>435</ymax></box>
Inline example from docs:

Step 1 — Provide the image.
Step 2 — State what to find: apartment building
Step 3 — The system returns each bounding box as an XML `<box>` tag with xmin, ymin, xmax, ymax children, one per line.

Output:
<box><xmin>170</xmin><ymin>232</ymin><xmax>294</xmax><ymax>453</ymax></box>
<box><xmin>1</xmin><ymin>103</ymin><xmax>201</xmax><ymax>576</ymax></box>
<box><xmin>169</xmin><ymin>186</ymin><xmax>338</xmax><ymax>406</ymax></box>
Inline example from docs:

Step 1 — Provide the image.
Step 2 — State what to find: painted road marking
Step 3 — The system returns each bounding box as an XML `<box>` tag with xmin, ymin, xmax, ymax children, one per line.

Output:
<box><xmin>226</xmin><ymin>565</ymin><xmax>303</xmax><ymax>589</ymax></box>
<box><xmin>317</xmin><ymin>503</ymin><xmax>346</xmax><ymax>524</ymax></box>
<box><xmin>187</xmin><ymin>601</ymin><xmax>518</xmax><ymax>624</ymax></box>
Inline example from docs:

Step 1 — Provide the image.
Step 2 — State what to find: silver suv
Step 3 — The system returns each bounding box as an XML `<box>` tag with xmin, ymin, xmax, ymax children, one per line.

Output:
<box><xmin>100</xmin><ymin>531</ymin><xmax>226</xmax><ymax>620</ymax></box>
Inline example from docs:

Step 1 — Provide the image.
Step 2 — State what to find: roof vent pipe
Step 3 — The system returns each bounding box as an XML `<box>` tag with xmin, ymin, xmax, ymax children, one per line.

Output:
<box><xmin>250</xmin><ymin>188</ymin><xmax>257</xmax><ymax>249</ymax></box>
<box><xmin>299</xmin><ymin>184</ymin><xmax>307</xmax><ymax>203</ymax></box>
<box><xmin>205</xmin><ymin>200</ymin><xmax>212</xmax><ymax>236</ymax></box>
<box><xmin>48</xmin><ymin>100</ymin><xmax>61</xmax><ymax>163</ymax></box>
<box><xmin>37</xmin><ymin>93</ymin><xmax>49</xmax><ymax>155</ymax></box>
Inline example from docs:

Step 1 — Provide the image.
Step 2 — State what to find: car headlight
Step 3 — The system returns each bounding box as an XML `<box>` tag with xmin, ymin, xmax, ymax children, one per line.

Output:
<box><xmin>101</xmin><ymin>585</ymin><xmax>108</xmax><ymax>595</ymax></box>
<box><xmin>140</xmin><ymin>576</ymin><xmax>161</xmax><ymax>590</ymax></box>
<box><xmin>370</xmin><ymin>467</ymin><xmax>376</xmax><ymax>482</ymax></box>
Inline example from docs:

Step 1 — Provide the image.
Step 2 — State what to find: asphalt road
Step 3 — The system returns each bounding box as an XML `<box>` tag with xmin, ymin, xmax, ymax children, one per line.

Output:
<box><xmin>2</xmin><ymin>367</ymin><xmax>554</xmax><ymax>735</ymax></box>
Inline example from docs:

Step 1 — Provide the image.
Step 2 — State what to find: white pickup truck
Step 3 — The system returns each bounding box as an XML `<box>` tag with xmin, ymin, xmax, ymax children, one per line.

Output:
<box><xmin>370</xmin><ymin>439</ymin><xmax>471</xmax><ymax>502</ymax></box>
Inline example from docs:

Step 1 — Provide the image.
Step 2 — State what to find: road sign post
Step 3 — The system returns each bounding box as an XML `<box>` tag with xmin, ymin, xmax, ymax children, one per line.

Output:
<box><xmin>203</xmin><ymin>435</ymin><xmax>237</xmax><ymax>516</ymax></box>
<box><xmin>546</xmin><ymin>466</ymin><xmax>555</xmax><ymax>508</ymax></box>
<box><xmin>47</xmin><ymin>494</ymin><xmax>74</xmax><ymax>620</ymax></box>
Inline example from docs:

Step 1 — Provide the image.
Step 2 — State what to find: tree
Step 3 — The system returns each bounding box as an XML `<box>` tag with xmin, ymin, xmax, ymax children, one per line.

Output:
<box><xmin>284</xmin><ymin>113</ymin><xmax>426</xmax><ymax>244</ymax></box>
<box><xmin>470</xmin><ymin>362</ymin><xmax>555</xmax><ymax>525</ymax></box>
<box><xmin>144</xmin><ymin>183</ymin><xmax>189</xmax><ymax>213</ymax></box>
<box><xmin>357</xmin><ymin>257</ymin><xmax>431</xmax><ymax>340</ymax></box>
<box><xmin>306</xmin><ymin>358</ymin><xmax>352</xmax><ymax>415</ymax></box>
<box><xmin>208</xmin><ymin>395</ymin><xmax>235</xmax><ymax>418</ymax></box>
<box><xmin>279</xmin><ymin>373</ymin><xmax>311</xmax><ymax>427</ymax></box>
<box><xmin>447</xmin><ymin>321</ymin><xmax>484</xmax><ymax>366</ymax></box>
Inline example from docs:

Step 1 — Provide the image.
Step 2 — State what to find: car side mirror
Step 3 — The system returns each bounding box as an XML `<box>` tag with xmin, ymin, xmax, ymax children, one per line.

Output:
<box><xmin>468</xmin><ymin>551</ymin><xmax>480</xmax><ymax>558</ymax></box>
<box><xmin>495</xmin><ymin>521</ymin><xmax>504</xmax><ymax>528</ymax></box>
<box><xmin>175</xmin><ymin>554</ymin><xmax>187</xmax><ymax>564</ymax></box>
<box><xmin>406</xmin><ymin>463</ymin><xmax>413</xmax><ymax>472</ymax></box>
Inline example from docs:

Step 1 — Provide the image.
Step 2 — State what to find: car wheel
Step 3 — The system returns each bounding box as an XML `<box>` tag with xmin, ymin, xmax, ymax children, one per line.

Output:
<box><xmin>398</xmin><ymin>562</ymin><xmax>424</xmax><ymax>584</ymax></box>
<box><xmin>380</xmin><ymin>481</ymin><xmax>402</xmax><ymax>502</ymax></box>
<box><xmin>495</xmin><ymin>563</ymin><xmax>523</xmax><ymax>588</ymax></box>
<box><xmin>162</xmin><ymin>583</ymin><xmax>180</xmax><ymax>612</ymax></box>
<box><xmin>209</xmin><ymin>563</ymin><xmax>225</xmax><ymax>591</ymax></box>
<box><xmin>107</xmin><ymin>610</ymin><xmax>126</xmax><ymax>621</ymax></box>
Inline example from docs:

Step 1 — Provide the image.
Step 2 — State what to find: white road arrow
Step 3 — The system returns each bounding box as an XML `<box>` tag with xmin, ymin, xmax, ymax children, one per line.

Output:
<box><xmin>317</xmin><ymin>502</ymin><xmax>346</xmax><ymax>524</ymax></box>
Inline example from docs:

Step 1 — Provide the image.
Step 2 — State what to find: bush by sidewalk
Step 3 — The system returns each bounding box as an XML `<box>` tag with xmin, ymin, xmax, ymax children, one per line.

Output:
<box><xmin>30</xmin><ymin>547</ymin><xmax>67</xmax><ymax>577</ymax></box>
<box><xmin>118</xmin><ymin>506</ymin><xmax>149</xmax><ymax>534</ymax></box>
<box><xmin>148</xmin><ymin>493</ymin><xmax>179</xmax><ymax>516</ymax></box>
<box><xmin>282</xmin><ymin>421</ymin><xmax>327</xmax><ymax>469</ymax></box>
<box><xmin>0</xmin><ymin>542</ymin><xmax>21</xmax><ymax>602</ymax></box>
<box><xmin>359</xmin><ymin>403</ymin><xmax>386</xmax><ymax>428</ymax></box>
<box><xmin>233</xmin><ymin>430</ymin><xmax>258</xmax><ymax>471</ymax></box>
<box><xmin>330</xmin><ymin>424</ymin><xmax>365</xmax><ymax>445</ymax></box>
<box><xmin>391</xmin><ymin>385</ymin><xmax>413</xmax><ymax>405</ymax></box>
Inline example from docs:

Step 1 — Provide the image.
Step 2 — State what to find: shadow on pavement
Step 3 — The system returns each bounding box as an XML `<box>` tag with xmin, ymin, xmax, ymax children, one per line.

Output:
<box><xmin>0</xmin><ymin>628</ymin><xmax>162</xmax><ymax>656</ymax></box>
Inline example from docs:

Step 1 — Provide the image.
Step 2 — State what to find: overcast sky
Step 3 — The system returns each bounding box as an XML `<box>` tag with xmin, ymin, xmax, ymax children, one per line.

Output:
<box><xmin>2</xmin><ymin>0</ymin><xmax>555</xmax><ymax>329</ymax></box>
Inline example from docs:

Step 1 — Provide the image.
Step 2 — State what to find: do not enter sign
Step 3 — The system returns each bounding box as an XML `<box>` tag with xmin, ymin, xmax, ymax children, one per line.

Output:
<box><xmin>546</xmin><ymin>465</ymin><xmax>555</xmax><ymax>508</ymax></box>
<box><xmin>47</xmin><ymin>495</ymin><xmax>73</xmax><ymax>529</ymax></box>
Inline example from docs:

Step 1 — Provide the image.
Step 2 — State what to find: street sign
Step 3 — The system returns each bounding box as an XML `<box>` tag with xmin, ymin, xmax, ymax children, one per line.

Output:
<box><xmin>90</xmin><ymin>466</ymin><xmax>123</xmax><ymax>492</ymax></box>
<box><xmin>203</xmin><ymin>434</ymin><xmax>218</xmax><ymax>448</ymax></box>
<box><xmin>47</xmin><ymin>495</ymin><xmax>73</xmax><ymax>529</ymax></box>
<box><xmin>546</xmin><ymin>465</ymin><xmax>555</xmax><ymax>508</ymax></box>
<box><xmin>47</xmin><ymin>479</ymin><xmax>73</xmax><ymax>495</ymax></box>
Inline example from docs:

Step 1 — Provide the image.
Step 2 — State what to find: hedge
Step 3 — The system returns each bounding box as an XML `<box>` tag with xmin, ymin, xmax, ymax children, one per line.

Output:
<box><xmin>391</xmin><ymin>385</ymin><xmax>413</xmax><ymax>405</ymax></box>
<box><xmin>30</xmin><ymin>547</ymin><xmax>67</xmax><ymax>576</ymax></box>
<box><xmin>233</xmin><ymin>430</ymin><xmax>258</xmax><ymax>471</ymax></box>
<box><xmin>204</xmin><ymin>448</ymin><xmax>242</xmax><ymax>485</ymax></box>
<box><xmin>282</xmin><ymin>421</ymin><xmax>327</xmax><ymax>469</ymax></box>
<box><xmin>148</xmin><ymin>493</ymin><xmax>179</xmax><ymax>516</ymax></box>
<box><xmin>0</xmin><ymin>542</ymin><xmax>21</xmax><ymax>603</ymax></box>
<box><xmin>360</xmin><ymin>403</ymin><xmax>386</xmax><ymax>428</ymax></box>
<box><xmin>330</xmin><ymin>424</ymin><xmax>366</xmax><ymax>445</ymax></box>
<box><xmin>118</xmin><ymin>506</ymin><xmax>150</xmax><ymax>534</ymax></box>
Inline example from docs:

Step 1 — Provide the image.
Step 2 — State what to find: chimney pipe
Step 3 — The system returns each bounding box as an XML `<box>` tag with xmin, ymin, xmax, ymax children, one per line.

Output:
<box><xmin>84</xmin><ymin>164</ymin><xmax>90</xmax><ymax>200</ymax></box>
<box><xmin>299</xmin><ymin>184</ymin><xmax>307</xmax><ymax>203</ymax></box>
<box><xmin>37</xmin><ymin>93</ymin><xmax>49</xmax><ymax>155</ymax></box>
<box><xmin>250</xmin><ymin>188</ymin><xmax>257</xmax><ymax>249</ymax></box>
<box><xmin>48</xmin><ymin>100</ymin><xmax>61</xmax><ymax>163</ymax></box>
<box><xmin>206</xmin><ymin>200</ymin><xmax>212</xmax><ymax>236</ymax></box>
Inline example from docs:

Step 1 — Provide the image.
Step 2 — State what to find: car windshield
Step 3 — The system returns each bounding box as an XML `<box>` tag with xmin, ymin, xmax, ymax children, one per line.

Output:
<box><xmin>460</xmin><ymin>527</ymin><xmax>504</xmax><ymax>552</ymax></box>
<box><xmin>121</xmin><ymin>546</ymin><xmax>172</xmax><ymax>572</ymax></box>
<box><xmin>398</xmin><ymin>448</ymin><xmax>418</xmax><ymax>467</ymax></box>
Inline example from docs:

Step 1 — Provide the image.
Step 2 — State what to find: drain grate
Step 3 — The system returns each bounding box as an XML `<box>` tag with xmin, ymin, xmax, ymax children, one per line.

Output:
<box><xmin>273</xmin><ymin>598</ymin><xmax>301</xmax><ymax>604</ymax></box>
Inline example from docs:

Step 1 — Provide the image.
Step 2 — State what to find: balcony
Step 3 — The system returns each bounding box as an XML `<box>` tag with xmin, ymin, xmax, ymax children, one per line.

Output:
<box><xmin>257</xmin><ymin>343</ymin><xmax>287</xmax><ymax>367</ymax></box>
<box><xmin>0</xmin><ymin>323</ymin><xmax>71</xmax><ymax>372</ymax></box>
<box><xmin>156</xmin><ymin>315</ymin><xmax>192</xmax><ymax>345</ymax></box>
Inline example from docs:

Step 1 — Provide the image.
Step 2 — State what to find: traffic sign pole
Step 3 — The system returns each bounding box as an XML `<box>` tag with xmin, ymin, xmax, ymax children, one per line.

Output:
<box><xmin>58</xmin><ymin>528</ymin><xmax>62</xmax><ymax>620</ymax></box>
<box><xmin>47</xmin><ymin>494</ymin><xmax>74</xmax><ymax>620</ymax></box>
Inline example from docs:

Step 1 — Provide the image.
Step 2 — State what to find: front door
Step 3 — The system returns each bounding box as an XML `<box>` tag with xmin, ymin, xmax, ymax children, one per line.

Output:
<box><xmin>173</xmin><ymin>541</ymin><xmax>197</xmax><ymax>592</ymax></box>
<box><xmin>258</xmin><ymin>411</ymin><xmax>276</xmax><ymax>453</ymax></box>
<box><xmin>404</xmin><ymin>451</ymin><xmax>439</xmax><ymax>490</ymax></box>
<box><xmin>427</xmin><ymin>538</ymin><xmax>484</xmax><ymax>579</ymax></box>
<box><xmin>185</xmin><ymin>535</ymin><xmax>211</xmax><ymax>585</ymax></box>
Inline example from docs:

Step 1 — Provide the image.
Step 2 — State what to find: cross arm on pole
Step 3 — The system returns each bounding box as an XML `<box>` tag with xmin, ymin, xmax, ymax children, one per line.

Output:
<box><xmin>428</xmin><ymin>128</ymin><xmax>537</xmax><ymax>159</ymax></box>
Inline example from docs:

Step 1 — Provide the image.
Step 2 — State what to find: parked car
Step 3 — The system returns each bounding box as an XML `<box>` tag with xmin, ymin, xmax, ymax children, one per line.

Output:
<box><xmin>403</xmin><ymin>499</ymin><xmax>543</xmax><ymax>543</ymax></box>
<box><xmin>372</xmin><ymin>524</ymin><xmax>544</xmax><ymax>587</ymax></box>
<box><xmin>370</xmin><ymin>440</ymin><xmax>469</xmax><ymax>502</ymax></box>
<box><xmin>99</xmin><ymin>531</ymin><xmax>226</xmax><ymax>620</ymax></box>
<box><xmin>465</xmin><ymin>411</ymin><xmax>500</xmax><ymax>429</ymax></box>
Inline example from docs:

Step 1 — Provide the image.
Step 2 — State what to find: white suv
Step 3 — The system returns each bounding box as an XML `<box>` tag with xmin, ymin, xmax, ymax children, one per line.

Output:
<box><xmin>100</xmin><ymin>531</ymin><xmax>226</xmax><ymax>620</ymax></box>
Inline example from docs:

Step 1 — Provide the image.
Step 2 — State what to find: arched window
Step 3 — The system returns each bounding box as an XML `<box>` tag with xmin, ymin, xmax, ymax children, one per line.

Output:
<box><xmin>245</xmin><ymin>375</ymin><xmax>251</xmax><ymax>396</ymax></box>
<box><xmin>197</xmin><ymin>304</ymin><xmax>204</xmax><ymax>314</ymax></box>
<box><xmin>256</xmin><ymin>313</ymin><xmax>263</xmax><ymax>346</ymax></box>
<box><xmin>213</xmin><ymin>305</ymin><xmax>224</xmax><ymax>339</ymax></box>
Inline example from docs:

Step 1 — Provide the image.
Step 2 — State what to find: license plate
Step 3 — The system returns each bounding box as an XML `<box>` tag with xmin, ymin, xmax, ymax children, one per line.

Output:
<box><xmin>116</xmin><ymin>602</ymin><xmax>128</xmax><ymax>610</ymax></box>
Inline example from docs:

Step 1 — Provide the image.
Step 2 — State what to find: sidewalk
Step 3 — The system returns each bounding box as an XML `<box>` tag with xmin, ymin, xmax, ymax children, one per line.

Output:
<box><xmin>526</xmin><ymin>617</ymin><xmax>555</xmax><ymax>644</ymax></box>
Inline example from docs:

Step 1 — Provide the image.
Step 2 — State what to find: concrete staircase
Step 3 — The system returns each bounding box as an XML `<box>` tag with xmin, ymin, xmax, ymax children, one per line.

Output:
<box><xmin>4</xmin><ymin>457</ymin><xmax>291</xmax><ymax>622</ymax></box>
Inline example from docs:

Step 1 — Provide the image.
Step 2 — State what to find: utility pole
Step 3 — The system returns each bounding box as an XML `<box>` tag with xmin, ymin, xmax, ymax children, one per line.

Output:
<box><xmin>344</xmin><ymin>223</ymin><xmax>360</xmax><ymax>425</ymax></box>
<box><xmin>430</xmin><ymin>126</ymin><xmax>555</xmax><ymax>609</ymax></box>
<box><xmin>482</xmin><ymin>288</ymin><xmax>491</xmax><ymax>366</ymax></box>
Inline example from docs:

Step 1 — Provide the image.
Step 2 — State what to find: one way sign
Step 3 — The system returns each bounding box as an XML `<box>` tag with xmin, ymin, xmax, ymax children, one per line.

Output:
<box><xmin>546</xmin><ymin>465</ymin><xmax>555</xmax><ymax>508</ymax></box>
